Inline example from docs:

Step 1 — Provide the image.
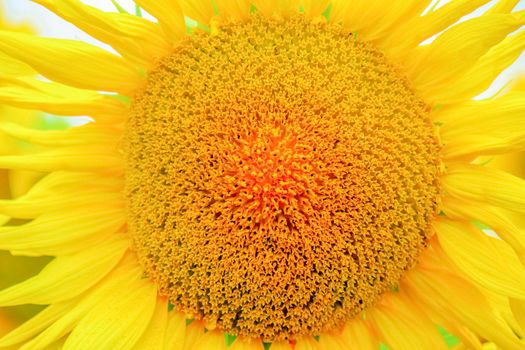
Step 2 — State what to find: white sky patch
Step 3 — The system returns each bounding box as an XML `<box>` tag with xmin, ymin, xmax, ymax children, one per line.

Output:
<box><xmin>483</xmin><ymin>229</ymin><xmax>501</xmax><ymax>239</ymax></box>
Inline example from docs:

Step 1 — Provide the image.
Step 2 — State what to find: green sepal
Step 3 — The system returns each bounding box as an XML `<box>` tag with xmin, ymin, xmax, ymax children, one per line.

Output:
<box><xmin>135</xmin><ymin>5</ymin><xmax>143</xmax><ymax>17</ymax></box>
<box><xmin>110</xmin><ymin>0</ymin><xmax>129</xmax><ymax>14</ymax></box>
<box><xmin>438</xmin><ymin>326</ymin><xmax>460</xmax><ymax>348</ymax></box>
<box><xmin>225</xmin><ymin>333</ymin><xmax>237</xmax><ymax>348</ymax></box>
<box><xmin>322</xmin><ymin>3</ymin><xmax>333</xmax><ymax>21</ymax></box>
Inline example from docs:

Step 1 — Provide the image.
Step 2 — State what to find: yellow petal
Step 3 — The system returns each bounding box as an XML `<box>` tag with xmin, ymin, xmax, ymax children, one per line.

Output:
<box><xmin>484</xmin><ymin>149</ymin><xmax>525</xmax><ymax>179</ymax></box>
<box><xmin>446</xmin><ymin>135</ymin><xmax>522</xmax><ymax>161</ymax></box>
<box><xmin>163</xmin><ymin>311</ymin><xmax>186</xmax><ymax>350</ymax></box>
<box><xmin>0</xmin><ymin>185</ymin><xmax>121</xmax><ymax>219</ymax></box>
<box><xmin>0</xmin><ymin>31</ymin><xmax>142</xmax><ymax>93</ymax></box>
<box><xmin>134</xmin><ymin>0</ymin><xmax>186</xmax><ymax>41</ymax></box>
<box><xmin>215</xmin><ymin>0</ymin><xmax>251</xmax><ymax>20</ymax></box>
<box><xmin>4</xmin><ymin>171</ymin><xmax>124</xmax><ymax>206</ymax></box>
<box><xmin>329</xmin><ymin>0</ymin><xmax>351</xmax><ymax>24</ymax></box>
<box><xmin>6</xmin><ymin>170</ymin><xmax>43</xmax><ymax>200</ymax></box>
<box><xmin>438</xmin><ymin>92</ymin><xmax>525</xmax><ymax>132</ymax></box>
<box><xmin>266</xmin><ymin>340</ymin><xmax>290</xmax><ymax>350</ymax></box>
<box><xmin>188</xmin><ymin>329</ymin><xmax>227</xmax><ymax>350</ymax></box>
<box><xmin>406</xmin><ymin>13</ymin><xmax>524</xmax><ymax>93</ymax></box>
<box><xmin>404</xmin><ymin>248</ymin><xmax>524</xmax><ymax>350</ymax></box>
<box><xmin>488</xmin><ymin>0</ymin><xmax>521</xmax><ymax>14</ymax></box>
<box><xmin>366</xmin><ymin>1</ymin><xmax>432</xmax><ymax>42</ymax></box>
<box><xmin>33</xmin><ymin>0</ymin><xmax>170</xmax><ymax>67</ymax></box>
<box><xmin>0</xmin><ymin>301</ymin><xmax>74</xmax><ymax>348</ymax></box>
<box><xmin>331</xmin><ymin>0</ymin><xmax>431</xmax><ymax>41</ymax></box>
<box><xmin>0</xmin><ymin>145</ymin><xmax>122</xmax><ymax>173</ymax></box>
<box><xmin>180</xmin><ymin>0</ymin><xmax>215</xmax><ymax>25</ymax></box>
<box><xmin>387</xmin><ymin>0</ymin><xmax>491</xmax><ymax>54</ymax></box>
<box><xmin>293</xmin><ymin>336</ymin><xmax>319</xmax><ymax>350</ymax></box>
<box><xmin>510</xmin><ymin>75</ymin><xmax>525</xmax><ymax>92</ymax></box>
<box><xmin>442</xmin><ymin>134</ymin><xmax>525</xmax><ymax>160</ymax></box>
<box><xmin>14</xmin><ymin>170</ymin><xmax>90</xmax><ymax>190</ymax></box>
<box><xmin>425</xmin><ymin>30</ymin><xmax>525</xmax><ymax>103</ymax></box>
<box><xmin>134</xmin><ymin>298</ymin><xmax>168</xmax><ymax>350</ymax></box>
<box><xmin>442</xmin><ymin>197</ymin><xmax>525</xmax><ymax>267</ymax></box>
<box><xmin>41</xmin><ymin>337</ymin><xmax>66</xmax><ymax>350</ymax></box>
<box><xmin>0</xmin><ymin>206</ymin><xmax>124</xmax><ymax>256</ymax></box>
<box><xmin>251</xmin><ymin>0</ymin><xmax>298</xmax><ymax>17</ymax></box>
<box><xmin>18</xmin><ymin>258</ymin><xmax>141</xmax><ymax>350</ymax></box>
<box><xmin>0</xmin><ymin>236</ymin><xmax>127</xmax><ymax>305</ymax></box>
<box><xmin>300</xmin><ymin>0</ymin><xmax>330</xmax><ymax>18</ymax></box>
<box><xmin>316</xmin><ymin>333</ymin><xmax>346</xmax><ymax>350</ymax></box>
<box><xmin>444</xmin><ymin>164</ymin><xmax>525</xmax><ymax>213</ymax></box>
<box><xmin>340</xmin><ymin>319</ymin><xmax>378</xmax><ymax>350</ymax></box>
<box><xmin>63</xmin><ymin>272</ymin><xmax>157</xmax><ymax>350</ymax></box>
<box><xmin>435</xmin><ymin>219</ymin><xmax>525</xmax><ymax>299</ymax></box>
<box><xmin>0</xmin><ymin>51</ymin><xmax>35</xmax><ymax>76</ymax></box>
<box><xmin>0</xmin><ymin>76</ymin><xmax>125</xmax><ymax>122</ymax></box>
<box><xmin>368</xmin><ymin>291</ymin><xmax>448</xmax><ymax>350</ymax></box>
<box><xmin>182</xmin><ymin>321</ymin><xmax>205</xmax><ymax>350</ymax></box>
<box><xmin>0</xmin><ymin>123</ymin><xmax>118</xmax><ymax>147</ymax></box>
<box><xmin>229</xmin><ymin>337</ymin><xmax>264</xmax><ymax>350</ymax></box>
<box><xmin>482</xmin><ymin>287</ymin><xmax>524</xmax><ymax>338</ymax></box>
<box><xmin>1</xmin><ymin>170</ymin><xmax>122</xmax><ymax>216</ymax></box>
<box><xmin>453</xmin><ymin>326</ymin><xmax>484</xmax><ymax>350</ymax></box>
<box><xmin>20</xmin><ymin>171</ymin><xmax>122</xmax><ymax>197</ymax></box>
<box><xmin>509</xmin><ymin>298</ymin><xmax>525</xmax><ymax>333</ymax></box>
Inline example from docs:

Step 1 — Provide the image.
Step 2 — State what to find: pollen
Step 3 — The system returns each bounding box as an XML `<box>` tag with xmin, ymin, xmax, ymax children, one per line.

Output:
<box><xmin>124</xmin><ymin>15</ymin><xmax>441</xmax><ymax>341</ymax></box>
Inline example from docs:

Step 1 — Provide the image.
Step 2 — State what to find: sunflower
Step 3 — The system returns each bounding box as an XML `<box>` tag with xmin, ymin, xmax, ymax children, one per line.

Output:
<box><xmin>0</xmin><ymin>0</ymin><xmax>525</xmax><ymax>349</ymax></box>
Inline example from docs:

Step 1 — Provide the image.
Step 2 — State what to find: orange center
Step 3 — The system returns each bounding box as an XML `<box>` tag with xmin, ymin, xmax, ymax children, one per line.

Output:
<box><xmin>124</xmin><ymin>15</ymin><xmax>441</xmax><ymax>341</ymax></box>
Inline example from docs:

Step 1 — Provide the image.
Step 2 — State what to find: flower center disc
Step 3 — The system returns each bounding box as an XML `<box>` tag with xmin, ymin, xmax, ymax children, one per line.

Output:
<box><xmin>125</xmin><ymin>15</ymin><xmax>441</xmax><ymax>341</ymax></box>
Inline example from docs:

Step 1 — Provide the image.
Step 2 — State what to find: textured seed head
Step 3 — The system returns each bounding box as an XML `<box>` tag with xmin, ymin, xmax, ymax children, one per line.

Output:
<box><xmin>125</xmin><ymin>15</ymin><xmax>441</xmax><ymax>341</ymax></box>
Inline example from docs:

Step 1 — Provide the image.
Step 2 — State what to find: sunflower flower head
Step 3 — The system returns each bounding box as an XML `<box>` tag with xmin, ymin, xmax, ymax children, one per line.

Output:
<box><xmin>0</xmin><ymin>0</ymin><xmax>524</xmax><ymax>350</ymax></box>
<box><xmin>126</xmin><ymin>13</ymin><xmax>443</xmax><ymax>342</ymax></box>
